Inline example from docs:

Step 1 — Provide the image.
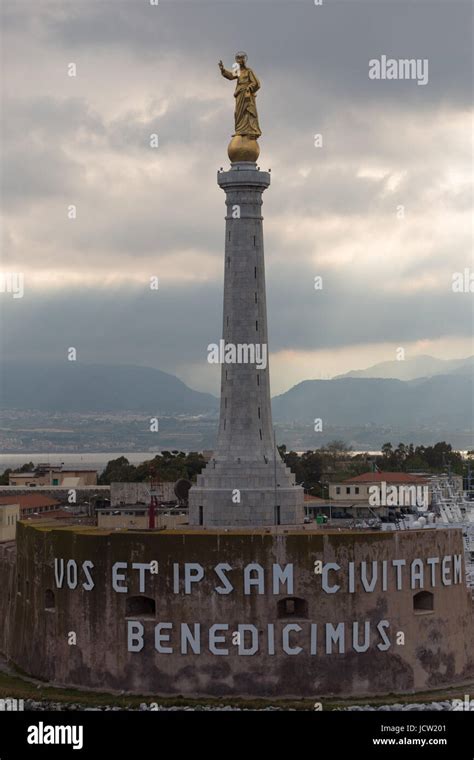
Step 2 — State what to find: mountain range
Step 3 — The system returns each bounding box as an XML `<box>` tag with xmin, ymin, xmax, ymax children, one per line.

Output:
<box><xmin>336</xmin><ymin>354</ymin><xmax>473</xmax><ymax>381</ymax></box>
<box><xmin>0</xmin><ymin>358</ymin><xmax>472</xmax><ymax>438</ymax></box>
<box><xmin>272</xmin><ymin>374</ymin><xmax>472</xmax><ymax>428</ymax></box>
<box><xmin>0</xmin><ymin>363</ymin><xmax>217</xmax><ymax>414</ymax></box>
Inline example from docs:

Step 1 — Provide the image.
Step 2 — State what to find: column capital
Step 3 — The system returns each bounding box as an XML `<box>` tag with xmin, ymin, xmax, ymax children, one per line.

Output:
<box><xmin>217</xmin><ymin>163</ymin><xmax>270</xmax><ymax>191</ymax></box>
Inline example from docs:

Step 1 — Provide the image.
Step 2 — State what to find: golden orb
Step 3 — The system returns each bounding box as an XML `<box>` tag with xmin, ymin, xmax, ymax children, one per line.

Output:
<box><xmin>228</xmin><ymin>135</ymin><xmax>260</xmax><ymax>163</ymax></box>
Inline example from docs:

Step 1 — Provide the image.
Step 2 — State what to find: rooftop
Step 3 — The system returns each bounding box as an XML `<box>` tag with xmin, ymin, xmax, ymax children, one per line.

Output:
<box><xmin>0</xmin><ymin>494</ymin><xmax>61</xmax><ymax>510</ymax></box>
<box><xmin>23</xmin><ymin>509</ymin><xmax>74</xmax><ymax>520</ymax></box>
<box><xmin>342</xmin><ymin>471</ymin><xmax>428</xmax><ymax>485</ymax></box>
<box><xmin>0</xmin><ymin>486</ymin><xmax>108</xmax><ymax>492</ymax></box>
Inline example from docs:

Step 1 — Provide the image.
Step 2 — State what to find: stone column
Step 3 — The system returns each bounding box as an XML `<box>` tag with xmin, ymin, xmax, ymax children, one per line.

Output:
<box><xmin>188</xmin><ymin>162</ymin><xmax>304</xmax><ymax>526</ymax></box>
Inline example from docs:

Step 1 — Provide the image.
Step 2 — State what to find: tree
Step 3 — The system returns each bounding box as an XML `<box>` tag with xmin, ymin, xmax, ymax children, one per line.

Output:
<box><xmin>0</xmin><ymin>468</ymin><xmax>11</xmax><ymax>485</ymax></box>
<box><xmin>100</xmin><ymin>452</ymin><xmax>207</xmax><ymax>485</ymax></box>
<box><xmin>280</xmin><ymin>449</ymin><xmax>323</xmax><ymax>492</ymax></box>
<box><xmin>99</xmin><ymin>457</ymin><xmax>138</xmax><ymax>485</ymax></box>
<box><xmin>0</xmin><ymin>462</ymin><xmax>35</xmax><ymax>485</ymax></box>
<box><xmin>16</xmin><ymin>462</ymin><xmax>35</xmax><ymax>473</ymax></box>
<box><xmin>375</xmin><ymin>441</ymin><xmax>465</xmax><ymax>474</ymax></box>
<box><xmin>324</xmin><ymin>440</ymin><xmax>353</xmax><ymax>469</ymax></box>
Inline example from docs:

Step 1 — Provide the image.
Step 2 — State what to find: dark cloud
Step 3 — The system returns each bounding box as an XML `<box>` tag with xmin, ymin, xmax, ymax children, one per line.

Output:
<box><xmin>1</xmin><ymin>277</ymin><xmax>471</xmax><ymax>371</ymax></box>
<box><xmin>1</xmin><ymin>0</ymin><xmax>472</xmax><ymax>390</ymax></box>
<box><xmin>19</xmin><ymin>0</ymin><xmax>472</xmax><ymax>108</ymax></box>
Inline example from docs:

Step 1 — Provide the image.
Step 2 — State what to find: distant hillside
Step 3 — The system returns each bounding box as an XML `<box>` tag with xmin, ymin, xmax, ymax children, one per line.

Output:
<box><xmin>1</xmin><ymin>362</ymin><xmax>472</xmax><ymax>440</ymax></box>
<box><xmin>336</xmin><ymin>355</ymin><xmax>473</xmax><ymax>381</ymax></box>
<box><xmin>448</xmin><ymin>359</ymin><xmax>474</xmax><ymax>376</ymax></box>
<box><xmin>272</xmin><ymin>375</ymin><xmax>473</xmax><ymax>428</ymax></box>
<box><xmin>0</xmin><ymin>363</ymin><xmax>218</xmax><ymax>414</ymax></box>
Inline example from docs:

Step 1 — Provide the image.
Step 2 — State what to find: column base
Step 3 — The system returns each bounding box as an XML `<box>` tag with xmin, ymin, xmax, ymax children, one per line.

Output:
<box><xmin>189</xmin><ymin>488</ymin><xmax>304</xmax><ymax>526</ymax></box>
<box><xmin>189</xmin><ymin>459</ymin><xmax>305</xmax><ymax>526</ymax></box>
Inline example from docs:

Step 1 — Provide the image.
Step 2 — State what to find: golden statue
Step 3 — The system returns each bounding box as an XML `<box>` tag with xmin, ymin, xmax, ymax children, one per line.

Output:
<box><xmin>219</xmin><ymin>52</ymin><xmax>261</xmax><ymax>162</ymax></box>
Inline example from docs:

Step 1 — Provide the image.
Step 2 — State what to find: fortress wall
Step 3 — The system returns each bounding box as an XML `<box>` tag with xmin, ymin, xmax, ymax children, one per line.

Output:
<box><xmin>1</xmin><ymin>524</ymin><xmax>473</xmax><ymax>698</ymax></box>
<box><xmin>0</xmin><ymin>543</ymin><xmax>16</xmax><ymax>657</ymax></box>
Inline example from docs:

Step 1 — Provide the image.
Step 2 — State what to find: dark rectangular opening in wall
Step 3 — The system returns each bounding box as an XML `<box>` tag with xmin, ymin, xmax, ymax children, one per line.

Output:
<box><xmin>254</xmin><ymin>266</ymin><xmax>257</xmax><ymax>278</ymax></box>
<box><xmin>258</xmin><ymin>406</ymin><xmax>261</xmax><ymax>418</ymax></box>
<box><xmin>275</xmin><ymin>505</ymin><xmax>281</xmax><ymax>525</ymax></box>
<box><xmin>199</xmin><ymin>506</ymin><xmax>203</xmax><ymax>526</ymax></box>
<box><xmin>277</xmin><ymin>597</ymin><xmax>308</xmax><ymax>618</ymax></box>
<box><xmin>413</xmin><ymin>591</ymin><xmax>434</xmax><ymax>612</ymax></box>
<box><xmin>126</xmin><ymin>596</ymin><xmax>156</xmax><ymax>618</ymax></box>
<box><xmin>259</xmin><ymin>428</ymin><xmax>262</xmax><ymax>440</ymax></box>
<box><xmin>256</xmin><ymin>320</ymin><xmax>258</xmax><ymax>331</ymax></box>
<box><xmin>255</xmin><ymin>292</ymin><xmax>257</xmax><ymax>303</ymax></box>
<box><xmin>253</xmin><ymin>235</ymin><xmax>256</xmax><ymax>246</ymax></box>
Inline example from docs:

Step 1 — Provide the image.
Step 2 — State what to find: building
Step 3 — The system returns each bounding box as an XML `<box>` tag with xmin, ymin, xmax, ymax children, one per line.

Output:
<box><xmin>97</xmin><ymin>505</ymin><xmax>187</xmax><ymax>530</ymax></box>
<box><xmin>328</xmin><ymin>471</ymin><xmax>431</xmax><ymax>513</ymax></box>
<box><xmin>110</xmin><ymin>481</ymin><xmax>175</xmax><ymax>508</ymax></box>
<box><xmin>0</xmin><ymin>503</ymin><xmax>19</xmax><ymax>541</ymax></box>
<box><xmin>26</xmin><ymin>509</ymin><xmax>74</xmax><ymax>521</ymax></box>
<box><xmin>0</xmin><ymin>494</ymin><xmax>62</xmax><ymax>518</ymax></box>
<box><xmin>9</xmin><ymin>465</ymin><xmax>98</xmax><ymax>488</ymax></box>
<box><xmin>303</xmin><ymin>494</ymin><xmax>332</xmax><ymax>520</ymax></box>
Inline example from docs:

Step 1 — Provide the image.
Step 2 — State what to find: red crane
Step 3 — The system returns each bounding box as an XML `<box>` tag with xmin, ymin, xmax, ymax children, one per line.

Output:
<box><xmin>148</xmin><ymin>478</ymin><xmax>160</xmax><ymax>529</ymax></box>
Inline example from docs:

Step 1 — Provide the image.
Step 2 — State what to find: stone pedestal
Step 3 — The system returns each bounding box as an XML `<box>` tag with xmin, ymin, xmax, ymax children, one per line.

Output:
<box><xmin>189</xmin><ymin>162</ymin><xmax>304</xmax><ymax>526</ymax></box>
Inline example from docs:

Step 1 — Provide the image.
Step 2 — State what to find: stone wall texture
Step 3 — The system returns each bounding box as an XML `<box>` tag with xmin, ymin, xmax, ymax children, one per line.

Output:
<box><xmin>0</xmin><ymin>524</ymin><xmax>473</xmax><ymax>698</ymax></box>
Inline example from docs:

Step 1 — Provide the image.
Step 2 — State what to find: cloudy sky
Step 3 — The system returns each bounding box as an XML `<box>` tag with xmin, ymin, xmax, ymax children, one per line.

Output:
<box><xmin>1</xmin><ymin>0</ymin><xmax>472</xmax><ymax>395</ymax></box>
